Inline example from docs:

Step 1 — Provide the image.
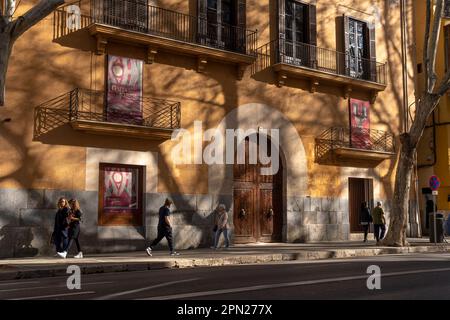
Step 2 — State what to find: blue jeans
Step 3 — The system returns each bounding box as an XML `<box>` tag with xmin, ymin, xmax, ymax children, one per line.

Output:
<box><xmin>214</xmin><ymin>228</ymin><xmax>229</xmax><ymax>248</ymax></box>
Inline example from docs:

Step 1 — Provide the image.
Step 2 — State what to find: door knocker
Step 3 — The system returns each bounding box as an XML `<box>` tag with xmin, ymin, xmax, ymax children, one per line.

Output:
<box><xmin>239</xmin><ymin>208</ymin><xmax>246</xmax><ymax>219</ymax></box>
<box><xmin>267</xmin><ymin>208</ymin><xmax>274</xmax><ymax>219</ymax></box>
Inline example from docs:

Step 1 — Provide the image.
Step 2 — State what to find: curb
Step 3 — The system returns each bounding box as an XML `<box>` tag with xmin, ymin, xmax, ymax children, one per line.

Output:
<box><xmin>0</xmin><ymin>245</ymin><xmax>448</xmax><ymax>281</ymax></box>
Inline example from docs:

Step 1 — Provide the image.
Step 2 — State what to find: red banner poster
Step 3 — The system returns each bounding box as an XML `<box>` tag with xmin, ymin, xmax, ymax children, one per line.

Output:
<box><xmin>106</xmin><ymin>55</ymin><xmax>143</xmax><ymax>125</ymax></box>
<box><xmin>349</xmin><ymin>98</ymin><xmax>371</xmax><ymax>149</ymax></box>
<box><xmin>103</xmin><ymin>167</ymin><xmax>139</xmax><ymax>214</ymax></box>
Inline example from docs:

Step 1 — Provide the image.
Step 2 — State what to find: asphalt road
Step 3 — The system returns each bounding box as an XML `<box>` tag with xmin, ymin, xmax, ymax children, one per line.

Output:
<box><xmin>1</xmin><ymin>253</ymin><xmax>450</xmax><ymax>300</ymax></box>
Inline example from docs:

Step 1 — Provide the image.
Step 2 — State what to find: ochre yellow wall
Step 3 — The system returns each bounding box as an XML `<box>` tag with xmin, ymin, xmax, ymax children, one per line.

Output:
<box><xmin>416</xmin><ymin>0</ymin><xmax>450</xmax><ymax>211</ymax></box>
<box><xmin>0</xmin><ymin>0</ymin><xmax>414</xmax><ymax>198</ymax></box>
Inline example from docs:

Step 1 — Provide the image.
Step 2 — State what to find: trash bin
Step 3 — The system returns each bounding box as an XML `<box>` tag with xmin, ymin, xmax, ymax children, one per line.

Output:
<box><xmin>445</xmin><ymin>217</ymin><xmax>450</xmax><ymax>237</ymax></box>
<box><xmin>429</xmin><ymin>213</ymin><xmax>444</xmax><ymax>243</ymax></box>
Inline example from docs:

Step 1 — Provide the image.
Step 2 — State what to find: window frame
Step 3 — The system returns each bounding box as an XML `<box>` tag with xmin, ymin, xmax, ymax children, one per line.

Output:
<box><xmin>98</xmin><ymin>162</ymin><xmax>145</xmax><ymax>226</ymax></box>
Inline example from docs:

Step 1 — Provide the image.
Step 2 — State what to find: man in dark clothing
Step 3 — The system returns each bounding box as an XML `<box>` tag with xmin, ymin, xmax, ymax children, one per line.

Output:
<box><xmin>426</xmin><ymin>197</ymin><xmax>437</xmax><ymax>230</ymax></box>
<box><xmin>146</xmin><ymin>199</ymin><xmax>180</xmax><ymax>256</ymax></box>
<box><xmin>371</xmin><ymin>201</ymin><xmax>386</xmax><ymax>245</ymax></box>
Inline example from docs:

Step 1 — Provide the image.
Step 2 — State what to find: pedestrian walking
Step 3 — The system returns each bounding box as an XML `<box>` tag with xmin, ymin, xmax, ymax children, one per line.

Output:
<box><xmin>371</xmin><ymin>201</ymin><xmax>387</xmax><ymax>245</ymax></box>
<box><xmin>359</xmin><ymin>201</ymin><xmax>372</xmax><ymax>243</ymax></box>
<box><xmin>425</xmin><ymin>195</ymin><xmax>437</xmax><ymax>230</ymax></box>
<box><xmin>53</xmin><ymin>197</ymin><xmax>70</xmax><ymax>255</ymax></box>
<box><xmin>145</xmin><ymin>198</ymin><xmax>179</xmax><ymax>256</ymax></box>
<box><xmin>57</xmin><ymin>199</ymin><xmax>83</xmax><ymax>259</ymax></box>
<box><xmin>211</xmin><ymin>204</ymin><xmax>230</xmax><ymax>249</ymax></box>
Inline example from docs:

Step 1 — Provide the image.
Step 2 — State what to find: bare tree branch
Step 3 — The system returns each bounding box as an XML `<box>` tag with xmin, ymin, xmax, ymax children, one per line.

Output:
<box><xmin>423</xmin><ymin>0</ymin><xmax>431</xmax><ymax>91</ymax></box>
<box><xmin>10</xmin><ymin>0</ymin><xmax>64</xmax><ymax>41</ymax></box>
<box><xmin>427</xmin><ymin>0</ymin><xmax>444</xmax><ymax>92</ymax></box>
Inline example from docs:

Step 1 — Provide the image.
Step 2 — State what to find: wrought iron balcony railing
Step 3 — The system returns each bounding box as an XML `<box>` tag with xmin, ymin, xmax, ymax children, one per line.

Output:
<box><xmin>315</xmin><ymin>127</ymin><xmax>395</xmax><ymax>163</ymax></box>
<box><xmin>254</xmin><ymin>38</ymin><xmax>387</xmax><ymax>86</ymax></box>
<box><xmin>53</xmin><ymin>0</ymin><xmax>257</xmax><ymax>56</ymax></box>
<box><xmin>34</xmin><ymin>88</ymin><xmax>181</xmax><ymax>139</ymax></box>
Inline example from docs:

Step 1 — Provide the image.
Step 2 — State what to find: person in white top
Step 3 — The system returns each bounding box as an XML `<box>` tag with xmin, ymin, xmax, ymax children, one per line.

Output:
<box><xmin>212</xmin><ymin>204</ymin><xmax>230</xmax><ymax>249</ymax></box>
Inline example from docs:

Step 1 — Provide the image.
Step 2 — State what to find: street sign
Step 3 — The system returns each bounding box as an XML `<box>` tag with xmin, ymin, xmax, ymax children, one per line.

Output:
<box><xmin>429</xmin><ymin>175</ymin><xmax>441</xmax><ymax>191</ymax></box>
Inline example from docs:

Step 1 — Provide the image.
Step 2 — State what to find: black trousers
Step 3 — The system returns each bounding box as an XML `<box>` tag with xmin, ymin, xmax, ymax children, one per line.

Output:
<box><xmin>362</xmin><ymin>224</ymin><xmax>370</xmax><ymax>240</ymax></box>
<box><xmin>374</xmin><ymin>224</ymin><xmax>386</xmax><ymax>242</ymax></box>
<box><xmin>150</xmin><ymin>226</ymin><xmax>173</xmax><ymax>252</ymax></box>
<box><xmin>65</xmin><ymin>238</ymin><xmax>81</xmax><ymax>253</ymax></box>
<box><xmin>54</xmin><ymin>229</ymin><xmax>68</xmax><ymax>252</ymax></box>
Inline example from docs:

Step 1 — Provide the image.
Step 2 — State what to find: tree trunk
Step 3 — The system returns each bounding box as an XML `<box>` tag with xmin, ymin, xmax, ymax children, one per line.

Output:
<box><xmin>382</xmin><ymin>136</ymin><xmax>415</xmax><ymax>247</ymax></box>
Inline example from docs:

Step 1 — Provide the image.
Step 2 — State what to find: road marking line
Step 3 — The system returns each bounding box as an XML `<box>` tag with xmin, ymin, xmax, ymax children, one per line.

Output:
<box><xmin>96</xmin><ymin>278</ymin><xmax>201</xmax><ymax>300</ymax></box>
<box><xmin>142</xmin><ymin>267</ymin><xmax>450</xmax><ymax>300</ymax></box>
<box><xmin>0</xmin><ymin>281</ymin><xmax>113</xmax><ymax>293</ymax></box>
<box><xmin>0</xmin><ymin>281</ymin><xmax>40</xmax><ymax>287</ymax></box>
<box><xmin>10</xmin><ymin>291</ymin><xmax>96</xmax><ymax>300</ymax></box>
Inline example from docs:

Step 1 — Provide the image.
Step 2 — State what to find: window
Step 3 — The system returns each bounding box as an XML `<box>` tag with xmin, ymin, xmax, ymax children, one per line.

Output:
<box><xmin>348</xmin><ymin>18</ymin><xmax>368</xmax><ymax>79</ymax></box>
<box><xmin>278</xmin><ymin>0</ymin><xmax>317</xmax><ymax>68</ymax></box>
<box><xmin>98</xmin><ymin>163</ymin><xmax>144</xmax><ymax>226</ymax></box>
<box><xmin>284</xmin><ymin>0</ymin><xmax>308</xmax><ymax>65</ymax></box>
<box><xmin>198</xmin><ymin>0</ymin><xmax>245</xmax><ymax>52</ymax></box>
<box><xmin>206</xmin><ymin>0</ymin><xmax>237</xmax><ymax>49</ymax></box>
<box><xmin>445</xmin><ymin>0</ymin><xmax>450</xmax><ymax>18</ymax></box>
<box><xmin>97</xmin><ymin>0</ymin><xmax>148</xmax><ymax>33</ymax></box>
<box><xmin>343</xmin><ymin>16</ymin><xmax>376</xmax><ymax>81</ymax></box>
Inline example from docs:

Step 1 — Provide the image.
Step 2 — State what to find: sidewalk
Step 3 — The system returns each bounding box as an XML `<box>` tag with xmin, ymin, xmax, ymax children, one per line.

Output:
<box><xmin>1</xmin><ymin>239</ymin><xmax>449</xmax><ymax>281</ymax></box>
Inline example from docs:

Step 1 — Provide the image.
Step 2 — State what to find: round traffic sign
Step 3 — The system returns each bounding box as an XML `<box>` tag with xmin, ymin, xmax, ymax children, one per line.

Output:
<box><xmin>429</xmin><ymin>175</ymin><xmax>440</xmax><ymax>191</ymax></box>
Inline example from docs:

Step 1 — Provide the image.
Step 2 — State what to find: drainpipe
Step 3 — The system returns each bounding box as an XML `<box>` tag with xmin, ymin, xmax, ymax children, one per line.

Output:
<box><xmin>400</xmin><ymin>0</ymin><xmax>409</xmax><ymax>132</ymax></box>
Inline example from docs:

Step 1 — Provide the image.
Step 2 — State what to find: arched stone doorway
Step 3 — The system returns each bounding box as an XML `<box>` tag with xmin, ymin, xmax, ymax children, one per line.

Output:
<box><xmin>233</xmin><ymin>134</ymin><xmax>283</xmax><ymax>243</ymax></box>
<box><xmin>208</xmin><ymin>103</ymin><xmax>308</xmax><ymax>243</ymax></box>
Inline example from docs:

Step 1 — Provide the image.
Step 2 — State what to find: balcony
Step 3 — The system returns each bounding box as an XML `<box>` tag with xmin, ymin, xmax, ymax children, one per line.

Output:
<box><xmin>254</xmin><ymin>39</ymin><xmax>387</xmax><ymax>102</ymax></box>
<box><xmin>53</xmin><ymin>0</ymin><xmax>258</xmax><ymax>79</ymax></box>
<box><xmin>315</xmin><ymin>127</ymin><xmax>395</xmax><ymax>167</ymax></box>
<box><xmin>34</xmin><ymin>88</ymin><xmax>181</xmax><ymax>140</ymax></box>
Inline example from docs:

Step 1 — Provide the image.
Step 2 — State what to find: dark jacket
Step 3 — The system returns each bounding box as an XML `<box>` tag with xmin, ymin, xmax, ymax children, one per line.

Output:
<box><xmin>371</xmin><ymin>206</ymin><xmax>386</xmax><ymax>225</ymax></box>
<box><xmin>68</xmin><ymin>209</ymin><xmax>82</xmax><ymax>239</ymax></box>
<box><xmin>54</xmin><ymin>207</ymin><xmax>69</xmax><ymax>233</ymax></box>
<box><xmin>360</xmin><ymin>206</ymin><xmax>372</xmax><ymax>224</ymax></box>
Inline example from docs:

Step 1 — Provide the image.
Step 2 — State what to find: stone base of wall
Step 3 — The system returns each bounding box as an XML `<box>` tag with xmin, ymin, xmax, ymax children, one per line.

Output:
<box><xmin>0</xmin><ymin>188</ymin><xmax>410</xmax><ymax>258</ymax></box>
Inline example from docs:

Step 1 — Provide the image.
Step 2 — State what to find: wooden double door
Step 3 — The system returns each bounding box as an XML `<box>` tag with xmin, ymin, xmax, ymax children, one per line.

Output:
<box><xmin>348</xmin><ymin>177</ymin><xmax>374</xmax><ymax>233</ymax></box>
<box><xmin>233</xmin><ymin>136</ymin><xmax>283</xmax><ymax>243</ymax></box>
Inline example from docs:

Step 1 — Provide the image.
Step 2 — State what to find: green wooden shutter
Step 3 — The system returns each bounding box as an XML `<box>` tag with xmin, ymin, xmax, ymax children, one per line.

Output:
<box><xmin>197</xmin><ymin>0</ymin><xmax>208</xmax><ymax>43</ymax></box>
<box><xmin>236</xmin><ymin>0</ymin><xmax>247</xmax><ymax>53</ymax></box>
<box><xmin>367</xmin><ymin>22</ymin><xmax>376</xmax><ymax>82</ymax></box>
<box><xmin>343</xmin><ymin>14</ymin><xmax>350</xmax><ymax>76</ymax></box>
<box><xmin>308</xmin><ymin>4</ymin><xmax>317</xmax><ymax>68</ymax></box>
<box><xmin>278</xmin><ymin>0</ymin><xmax>286</xmax><ymax>62</ymax></box>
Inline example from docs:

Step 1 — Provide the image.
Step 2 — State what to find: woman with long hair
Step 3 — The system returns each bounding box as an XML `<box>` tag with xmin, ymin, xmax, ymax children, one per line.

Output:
<box><xmin>57</xmin><ymin>199</ymin><xmax>83</xmax><ymax>259</ymax></box>
<box><xmin>53</xmin><ymin>197</ymin><xmax>70</xmax><ymax>255</ymax></box>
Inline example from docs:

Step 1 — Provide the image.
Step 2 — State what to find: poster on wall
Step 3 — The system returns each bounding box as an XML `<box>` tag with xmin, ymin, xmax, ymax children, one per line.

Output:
<box><xmin>103</xmin><ymin>166</ymin><xmax>139</xmax><ymax>214</ymax></box>
<box><xmin>349</xmin><ymin>98</ymin><xmax>371</xmax><ymax>149</ymax></box>
<box><xmin>106</xmin><ymin>55</ymin><xmax>143</xmax><ymax>125</ymax></box>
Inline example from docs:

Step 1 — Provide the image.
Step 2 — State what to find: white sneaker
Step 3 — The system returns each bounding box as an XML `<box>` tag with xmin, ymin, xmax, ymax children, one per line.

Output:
<box><xmin>57</xmin><ymin>251</ymin><xmax>67</xmax><ymax>259</ymax></box>
<box><xmin>145</xmin><ymin>247</ymin><xmax>152</xmax><ymax>256</ymax></box>
<box><xmin>170</xmin><ymin>251</ymin><xmax>180</xmax><ymax>256</ymax></box>
<box><xmin>74</xmin><ymin>252</ymin><xmax>83</xmax><ymax>259</ymax></box>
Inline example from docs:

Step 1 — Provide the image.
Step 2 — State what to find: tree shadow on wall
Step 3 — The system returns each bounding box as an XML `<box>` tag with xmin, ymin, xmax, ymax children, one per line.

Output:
<box><xmin>0</xmin><ymin>224</ymin><xmax>39</xmax><ymax>258</ymax></box>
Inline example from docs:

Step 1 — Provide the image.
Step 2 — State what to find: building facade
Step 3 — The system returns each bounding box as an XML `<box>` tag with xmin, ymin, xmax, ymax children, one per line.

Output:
<box><xmin>0</xmin><ymin>0</ymin><xmax>416</xmax><ymax>257</ymax></box>
<box><xmin>416</xmin><ymin>0</ymin><xmax>450</xmax><ymax>234</ymax></box>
